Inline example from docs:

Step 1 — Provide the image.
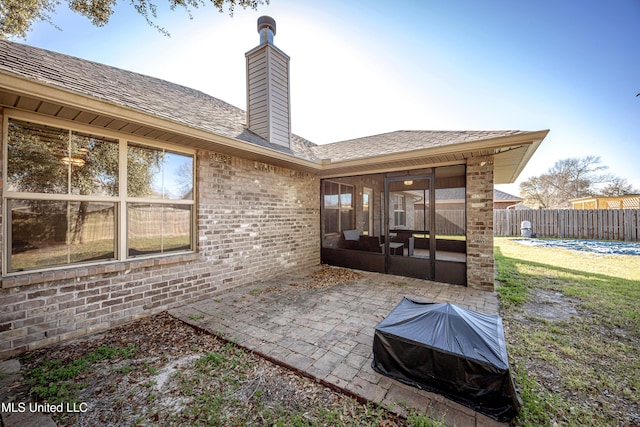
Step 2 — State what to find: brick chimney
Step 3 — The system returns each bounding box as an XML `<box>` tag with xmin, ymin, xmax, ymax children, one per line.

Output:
<box><xmin>245</xmin><ymin>16</ymin><xmax>291</xmax><ymax>149</ymax></box>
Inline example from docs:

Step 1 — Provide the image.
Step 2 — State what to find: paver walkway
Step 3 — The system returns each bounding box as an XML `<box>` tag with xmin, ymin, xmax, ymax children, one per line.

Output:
<box><xmin>170</xmin><ymin>266</ymin><xmax>506</xmax><ymax>427</ymax></box>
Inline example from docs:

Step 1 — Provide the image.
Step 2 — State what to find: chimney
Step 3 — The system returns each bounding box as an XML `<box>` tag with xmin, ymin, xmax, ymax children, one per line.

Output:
<box><xmin>246</xmin><ymin>16</ymin><xmax>291</xmax><ymax>149</ymax></box>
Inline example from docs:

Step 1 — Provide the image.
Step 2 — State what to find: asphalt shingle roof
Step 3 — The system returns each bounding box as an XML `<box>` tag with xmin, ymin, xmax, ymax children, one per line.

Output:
<box><xmin>0</xmin><ymin>39</ymin><xmax>318</xmax><ymax>160</ymax></box>
<box><xmin>310</xmin><ymin>130</ymin><xmax>525</xmax><ymax>162</ymax></box>
<box><xmin>403</xmin><ymin>188</ymin><xmax>521</xmax><ymax>203</ymax></box>
<box><xmin>0</xmin><ymin>39</ymin><xmax>527</xmax><ymax>165</ymax></box>
<box><xmin>493</xmin><ymin>189</ymin><xmax>522</xmax><ymax>202</ymax></box>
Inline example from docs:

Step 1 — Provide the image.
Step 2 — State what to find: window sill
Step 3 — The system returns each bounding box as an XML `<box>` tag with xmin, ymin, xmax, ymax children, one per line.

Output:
<box><xmin>1</xmin><ymin>252</ymin><xmax>199</xmax><ymax>289</ymax></box>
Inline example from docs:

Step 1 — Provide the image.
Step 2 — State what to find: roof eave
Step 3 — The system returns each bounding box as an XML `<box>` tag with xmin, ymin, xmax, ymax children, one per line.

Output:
<box><xmin>317</xmin><ymin>130</ymin><xmax>549</xmax><ymax>179</ymax></box>
<box><xmin>1</xmin><ymin>69</ymin><xmax>549</xmax><ymax>181</ymax></box>
<box><xmin>497</xmin><ymin>130</ymin><xmax>548</xmax><ymax>184</ymax></box>
<box><xmin>0</xmin><ymin>71</ymin><xmax>320</xmax><ymax>173</ymax></box>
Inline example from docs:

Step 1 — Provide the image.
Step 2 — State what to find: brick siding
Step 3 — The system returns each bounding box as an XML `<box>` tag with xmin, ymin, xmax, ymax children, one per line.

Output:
<box><xmin>0</xmin><ymin>147</ymin><xmax>320</xmax><ymax>359</ymax></box>
<box><xmin>0</xmin><ymin>108</ymin><xmax>4</xmax><ymax>297</ymax></box>
<box><xmin>466</xmin><ymin>156</ymin><xmax>495</xmax><ymax>291</ymax></box>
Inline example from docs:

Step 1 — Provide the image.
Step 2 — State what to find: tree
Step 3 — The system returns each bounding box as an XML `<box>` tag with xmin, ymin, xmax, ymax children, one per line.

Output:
<box><xmin>519</xmin><ymin>175</ymin><xmax>555</xmax><ymax>209</ymax></box>
<box><xmin>600</xmin><ymin>177</ymin><xmax>637</xmax><ymax>197</ymax></box>
<box><xmin>519</xmin><ymin>156</ymin><xmax>616</xmax><ymax>208</ymax></box>
<box><xmin>0</xmin><ymin>0</ymin><xmax>267</xmax><ymax>39</ymax></box>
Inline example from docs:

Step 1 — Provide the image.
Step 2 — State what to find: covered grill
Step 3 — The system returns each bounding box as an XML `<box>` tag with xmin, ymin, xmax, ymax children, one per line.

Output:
<box><xmin>372</xmin><ymin>298</ymin><xmax>521</xmax><ymax>422</ymax></box>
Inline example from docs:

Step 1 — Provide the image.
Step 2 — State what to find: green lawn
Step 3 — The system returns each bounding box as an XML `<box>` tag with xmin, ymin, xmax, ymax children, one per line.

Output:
<box><xmin>495</xmin><ymin>237</ymin><xmax>639</xmax><ymax>426</ymax></box>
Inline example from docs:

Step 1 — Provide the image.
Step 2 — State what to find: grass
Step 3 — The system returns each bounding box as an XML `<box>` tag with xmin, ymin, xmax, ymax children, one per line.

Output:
<box><xmin>495</xmin><ymin>237</ymin><xmax>639</xmax><ymax>426</ymax></box>
<box><xmin>188</xmin><ymin>313</ymin><xmax>205</xmax><ymax>320</ymax></box>
<box><xmin>406</xmin><ymin>412</ymin><xmax>447</xmax><ymax>427</ymax></box>
<box><xmin>166</xmin><ymin>342</ymin><xmax>411</xmax><ymax>426</ymax></box>
<box><xmin>25</xmin><ymin>345</ymin><xmax>137</xmax><ymax>404</ymax></box>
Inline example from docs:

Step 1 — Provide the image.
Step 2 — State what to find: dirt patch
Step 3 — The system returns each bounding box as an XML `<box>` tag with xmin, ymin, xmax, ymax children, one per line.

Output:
<box><xmin>523</xmin><ymin>289</ymin><xmax>579</xmax><ymax>321</ymax></box>
<box><xmin>503</xmin><ymin>290</ymin><xmax>639</xmax><ymax>425</ymax></box>
<box><xmin>9</xmin><ymin>312</ymin><xmax>406</xmax><ymax>426</ymax></box>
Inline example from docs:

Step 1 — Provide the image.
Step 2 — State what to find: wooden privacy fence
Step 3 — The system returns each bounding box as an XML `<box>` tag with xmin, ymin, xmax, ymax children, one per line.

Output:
<box><xmin>414</xmin><ymin>210</ymin><xmax>465</xmax><ymax>236</ymax></box>
<box><xmin>494</xmin><ymin>209</ymin><xmax>640</xmax><ymax>241</ymax></box>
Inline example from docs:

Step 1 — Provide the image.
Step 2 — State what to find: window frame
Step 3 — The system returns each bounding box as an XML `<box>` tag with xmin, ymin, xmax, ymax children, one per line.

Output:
<box><xmin>2</xmin><ymin>110</ymin><xmax>196</xmax><ymax>276</ymax></box>
<box><xmin>392</xmin><ymin>193</ymin><xmax>406</xmax><ymax>227</ymax></box>
<box><xmin>322</xmin><ymin>180</ymin><xmax>355</xmax><ymax>235</ymax></box>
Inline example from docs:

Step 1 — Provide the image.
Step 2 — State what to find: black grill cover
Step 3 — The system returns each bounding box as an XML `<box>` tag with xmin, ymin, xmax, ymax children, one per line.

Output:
<box><xmin>372</xmin><ymin>298</ymin><xmax>520</xmax><ymax>422</ymax></box>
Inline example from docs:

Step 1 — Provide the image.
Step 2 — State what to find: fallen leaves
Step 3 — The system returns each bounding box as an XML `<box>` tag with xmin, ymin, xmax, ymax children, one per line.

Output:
<box><xmin>289</xmin><ymin>265</ymin><xmax>364</xmax><ymax>289</ymax></box>
<box><xmin>16</xmin><ymin>311</ymin><xmax>403</xmax><ymax>426</ymax></box>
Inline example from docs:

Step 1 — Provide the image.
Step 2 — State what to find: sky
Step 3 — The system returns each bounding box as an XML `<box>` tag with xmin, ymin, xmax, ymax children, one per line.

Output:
<box><xmin>17</xmin><ymin>0</ymin><xmax>640</xmax><ymax>196</ymax></box>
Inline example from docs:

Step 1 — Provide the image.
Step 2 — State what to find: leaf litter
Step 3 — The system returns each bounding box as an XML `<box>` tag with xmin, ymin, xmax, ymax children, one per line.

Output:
<box><xmin>15</xmin><ymin>311</ymin><xmax>405</xmax><ymax>426</ymax></box>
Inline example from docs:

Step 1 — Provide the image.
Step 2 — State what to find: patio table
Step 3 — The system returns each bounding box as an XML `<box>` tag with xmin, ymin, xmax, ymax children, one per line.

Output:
<box><xmin>383</xmin><ymin>242</ymin><xmax>404</xmax><ymax>255</ymax></box>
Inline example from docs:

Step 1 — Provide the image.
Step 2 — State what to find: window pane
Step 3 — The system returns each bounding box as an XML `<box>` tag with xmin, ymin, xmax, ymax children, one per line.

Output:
<box><xmin>162</xmin><ymin>152</ymin><xmax>194</xmax><ymax>200</ymax></box>
<box><xmin>10</xmin><ymin>200</ymin><xmax>67</xmax><ymax>271</ymax></box>
<box><xmin>128</xmin><ymin>203</ymin><xmax>163</xmax><ymax>255</ymax></box>
<box><xmin>71</xmin><ymin>132</ymin><xmax>119</xmax><ymax>196</ymax></box>
<box><xmin>340</xmin><ymin>185</ymin><xmax>353</xmax><ymax>209</ymax></box>
<box><xmin>393</xmin><ymin>194</ymin><xmax>405</xmax><ymax>211</ymax></box>
<box><xmin>127</xmin><ymin>145</ymin><xmax>193</xmax><ymax>200</ymax></box>
<box><xmin>325</xmin><ymin>210</ymin><xmax>338</xmax><ymax>234</ymax></box>
<box><xmin>394</xmin><ymin>211</ymin><xmax>406</xmax><ymax>226</ymax></box>
<box><xmin>7</xmin><ymin>119</ymin><xmax>69</xmax><ymax>194</ymax></box>
<box><xmin>127</xmin><ymin>144</ymin><xmax>162</xmax><ymax>198</ymax></box>
<box><xmin>435</xmin><ymin>165</ymin><xmax>466</xmax><ymax>238</ymax></box>
<box><xmin>390</xmin><ymin>193</ymin><xmax>406</xmax><ymax>228</ymax></box>
<box><xmin>340</xmin><ymin>209</ymin><xmax>354</xmax><ymax>232</ymax></box>
<box><xmin>128</xmin><ymin>203</ymin><xmax>191</xmax><ymax>256</ymax></box>
<box><xmin>8</xmin><ymin>200</ymin><xmax>115</xmax><ymax>271</ymax></box>
<box><xmin>163</xmin><ymin>204</ymin><xmax>192</xmax><ymax>251</ymax></box>
<box><xmin>363</xmin><ymin>193</ymin><xmax>370</xmax><ymax>235</ymax></box>
<box><xmin>434</xmin><ymin>188</ymin><xmax>466</xmax><ymax>237</ymax></box>
<box><xmin>69</xmin><ymin>202</ymin><xmax>116</xmax><ymax>263</ymax></box>
<box><xmin>323</xmin><ymin>181</ymin><xmax>339</xmax><ymax>208</ymax></box>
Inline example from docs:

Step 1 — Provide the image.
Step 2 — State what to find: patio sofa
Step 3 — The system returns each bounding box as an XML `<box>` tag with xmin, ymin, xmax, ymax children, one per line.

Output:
<box><xmin>340</xmin><ymin>230</ymin><xmax>382</xmax><ymax>253</ymax></box>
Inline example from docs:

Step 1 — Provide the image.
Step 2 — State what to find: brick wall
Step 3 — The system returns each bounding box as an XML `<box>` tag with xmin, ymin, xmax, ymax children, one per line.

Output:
<box><xmin>466</xmin><ymin>156</ymin><xmax>495</xmax><ymax>291</ymax></box>
<box><xmin>0</xmin><ymin>147</ymin><xmax>320</xmax><ymax>359</ymax></box>
<box><xmin>197</xmin><ymin>151</ymin><xmax>319</xmax><ymax>288</ymax></box>
<box><xmin>0</xmin><ymin>109</ymin><xmax>4</xmax><ymax>288</ymax></box>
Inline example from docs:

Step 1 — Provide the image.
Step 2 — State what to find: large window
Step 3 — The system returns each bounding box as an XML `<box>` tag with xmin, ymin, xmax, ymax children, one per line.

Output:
<box><xmin>126</xmin><ymin>143</ymin><xmax>193</xmax><ymax>257</ymax></box>
<box><xmin>323</xmin><ymin>181</ymin><xmax>354</xmax><ymax>234</ymax></box>
<box><xmin>4</xmin><ymin>117</ymin><xmax>194</xmax><ymax>273</ymax></box>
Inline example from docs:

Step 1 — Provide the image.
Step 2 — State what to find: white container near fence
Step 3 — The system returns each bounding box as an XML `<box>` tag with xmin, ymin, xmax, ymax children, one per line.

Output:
<box><xmin>521</xmin><ymin>220</ymin><xmax>532</xmax><ymax>238</ymax></box>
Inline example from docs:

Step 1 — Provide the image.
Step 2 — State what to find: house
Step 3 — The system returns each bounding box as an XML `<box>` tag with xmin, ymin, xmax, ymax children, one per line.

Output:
<box><xmin>569</xmin><ymin>195</ymin><xmax>640</xmax><ymax>210</ymax></box>
<box><xmin>494</xmin><ymin>189</ymin><xmax>523</xmax><ymax>209</ymax></box>
<box><xmin>406</xmin><ymin>187</ymin><xmax>522</xmax><ymax>211</ymax></box>
<box><xmin>0</xmin><ymin>17</ymin><xmax>548</xmax><ymax>358</ymax></box>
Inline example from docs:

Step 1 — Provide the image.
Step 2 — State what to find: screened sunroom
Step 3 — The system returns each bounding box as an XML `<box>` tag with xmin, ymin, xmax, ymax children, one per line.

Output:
<box><xmin>320</xmin><ymin>165</ymin><xmax>467</xmax><ymax>285</ymax></box>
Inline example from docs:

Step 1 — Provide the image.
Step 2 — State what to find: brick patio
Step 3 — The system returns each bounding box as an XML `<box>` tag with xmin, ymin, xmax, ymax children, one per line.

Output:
<box><xmin>170</xmin><ymin>265</ymin><xmax>507</xmax><ymax>427</ymax></box>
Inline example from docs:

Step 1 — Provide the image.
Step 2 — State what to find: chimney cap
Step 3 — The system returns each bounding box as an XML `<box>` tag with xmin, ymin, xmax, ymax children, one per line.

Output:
<box><xmin>257</xmin><ymin>16</ymin><xmax>276</xmax><ymax>36</ymax></box>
